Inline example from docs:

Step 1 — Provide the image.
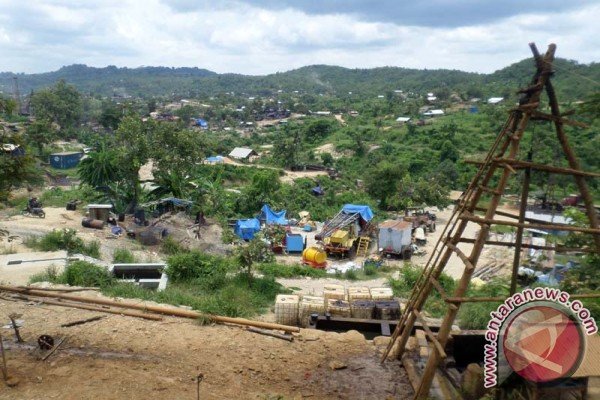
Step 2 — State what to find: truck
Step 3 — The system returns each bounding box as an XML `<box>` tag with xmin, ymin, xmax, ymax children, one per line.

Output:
<box><xmin>378</xmin><ymin>220</ymin><xmax>413</xmax><ymax>259</ymax></box>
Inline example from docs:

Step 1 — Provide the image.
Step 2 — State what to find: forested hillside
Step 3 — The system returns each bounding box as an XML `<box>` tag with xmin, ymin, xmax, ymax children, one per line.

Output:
<box><xmin>1</xmin><ymin>58</ymin><xmax>598</xmax><ymax>100</ymax></box>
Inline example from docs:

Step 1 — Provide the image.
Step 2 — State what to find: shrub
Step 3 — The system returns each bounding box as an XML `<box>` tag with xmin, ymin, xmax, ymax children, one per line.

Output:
<box><xmin>113</xmin><ymin>248</ymin><xmax>136</xmax><ymax>263</ymax></box>
<box><xmin>27</xmin><ymin>229</ymin><xmax>100</xmax><ymax>258</ymax></box>
<box><xmin>161</xmin><ymin>236</ymin><xmax>187</xmax><ymax>255</ymax></box>
<box><xmin>363</xmin><ymin>263</ymin><xmax>377</xmax><ymax>276</ymax></box>
<box><xmin>61</xmin><ymin>260</ymin><xmax>114</xmax><ymax>287</ymax></box>
<box><xmin>344</xmin><ymin>269</ymin><xmax>358</xmax><ymax>281</ymax></box>
<box><xmin>29</xmin><ymin>265</ymin><xmax>61</xmax><ymax>284</ymax></box>
<box><xmin>166</xmin><ymin>250</ymin><xmax>228</xmax><ymax>282</ymax></box>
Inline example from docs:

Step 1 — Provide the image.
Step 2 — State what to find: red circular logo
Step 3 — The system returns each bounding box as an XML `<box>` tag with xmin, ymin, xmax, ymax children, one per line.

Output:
<box><xmin>503</xmin><ymin>305</ymin><xmax>584</xmax><ymax>382</ymax></box>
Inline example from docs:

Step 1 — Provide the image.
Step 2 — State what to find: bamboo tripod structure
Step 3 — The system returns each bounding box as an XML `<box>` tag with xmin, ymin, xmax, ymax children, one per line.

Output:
<box><xmin>381</xmin><ymin>43</ymin><xmax>600</xmax><ymax>400</ymax></box>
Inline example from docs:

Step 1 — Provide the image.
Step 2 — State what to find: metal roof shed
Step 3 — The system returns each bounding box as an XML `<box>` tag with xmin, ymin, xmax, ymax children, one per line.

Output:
<box><xmin>229</xmin><ymin>147</ymin><xmax>257</xmax><ymax>159</ymax></box>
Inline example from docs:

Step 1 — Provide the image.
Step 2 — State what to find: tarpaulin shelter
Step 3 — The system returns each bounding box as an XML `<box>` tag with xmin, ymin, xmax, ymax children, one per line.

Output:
<box><xmin>234</xmin><ymin>218</ymin><xmax>261</xmax><ymax>240</ymax></box>
<box><xmin>205</xmin><ymin>155</ymin><xmax>224</xmax><ymax>164</ymax></box>
<box><xmin>341</xmin><ymin>204</ymin><xmax>374</xmax><ymax>222</ymax></box>
<box><xmin>194</xmin><ymin>118</ymin><xmax>208</xmax><ymax>128</ymax></box>
<box><xmin>312</xmin><ymin>185</ymin><xmax>325</xmax><ymax>196</ymax></box>
<box><xmin>260</xmin><ymin>204</ymin><xmax>288</xmax><ymax>225</ymax></box>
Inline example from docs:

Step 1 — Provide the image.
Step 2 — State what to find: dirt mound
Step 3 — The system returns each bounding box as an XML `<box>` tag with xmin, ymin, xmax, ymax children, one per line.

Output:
<box><xmin>154</xmin><ymin>212</ymin><xmax>233</xmax><ymax>256</ymax></box>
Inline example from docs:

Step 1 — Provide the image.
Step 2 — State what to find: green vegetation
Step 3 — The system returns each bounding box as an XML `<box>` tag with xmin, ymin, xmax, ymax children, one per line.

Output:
<box><xmin>389</xmin><ymin>264</ymin><xmax>456</xmax><ymax>318</ymax></box>
<box><xmin>256</xmin><ymin>262</ymin><xmax>327</xmax><ymax>278</ymax></box>
<box><xmin>25</xmin><ymin>229</ymin><xmax>101</xmax><ymax>258</ymax></box>
<box><xmin>112</xmin><ymin>248</ymin><xmax>136</xmax><ymax>263</ymax></box>
<box><xmin>30</xmin><ymin>261</ymin><xmax>112</xmax><ymax>287</ymax></box>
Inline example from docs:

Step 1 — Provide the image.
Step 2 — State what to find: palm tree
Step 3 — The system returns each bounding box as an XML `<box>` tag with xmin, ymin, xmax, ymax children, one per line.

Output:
<box><xmin>78</xmin><ymin>146</ymin><xmax>122</xmax><ymax>188</ymax></box>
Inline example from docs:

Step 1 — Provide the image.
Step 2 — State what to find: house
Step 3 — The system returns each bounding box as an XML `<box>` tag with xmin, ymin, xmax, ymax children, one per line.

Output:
<box><xmin>422</xmin><ymin>109</ymin><xmax>445</xmax><ymax>117</ymax></box>
<box><xmin>395</xmin><ymin>117</ymin><xmax>411</xmax><ymax>124</ymax></box>
<box><xmin>229</xmin><ymin>147</ymin><xmax>258</xmax><ymax>160</ymax></box>
<box><xmin>313</xmin><ymin>111</ymin><xmax>331</xmax><ymax>116</ymax></box>
<box><xmin>427</xmin><ymin>96</ymin><xmax>437</xmax><ymax>102</ymax></box>
<box><xmin>488</xmin><ymin>97</ymin><xmax>504</xmax><ymax>104</ymax></box>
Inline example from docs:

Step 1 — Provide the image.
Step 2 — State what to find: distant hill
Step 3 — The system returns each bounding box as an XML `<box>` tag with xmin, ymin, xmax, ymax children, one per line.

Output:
<box><xmin>1</xmin><ymin>59</ymin><xmax>598</xmax><ymax>100</ymax></box>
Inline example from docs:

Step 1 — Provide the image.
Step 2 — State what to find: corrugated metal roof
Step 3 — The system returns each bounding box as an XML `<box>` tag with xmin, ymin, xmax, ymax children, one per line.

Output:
<box><xmin>229</xmin><ymin>147</ymin><xmax>255</xmax><ymax>159</ymax></box>
<box><xmin>379</xmin><ymin>219</ymin><xmax>412</xmax><ymax>230</ymax></box>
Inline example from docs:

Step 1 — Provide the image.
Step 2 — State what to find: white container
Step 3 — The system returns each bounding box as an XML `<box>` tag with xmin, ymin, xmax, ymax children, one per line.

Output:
<box><xmin>348</xmin><ymin>286</ymin><xmax>371</xmax><ymax>302</ymax></box>
<box><xmin>370</xmin><ymin>287</ymin><xmax>394</xmax><ymax>300</ymax></box>
<box><xmin>299</xmin><ymin>295</ymin><xmax>325</xmax><ymax>327</ymax></box>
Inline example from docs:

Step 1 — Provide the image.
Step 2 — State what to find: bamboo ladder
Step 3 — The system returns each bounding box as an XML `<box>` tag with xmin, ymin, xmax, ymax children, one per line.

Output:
<box><xmin>380</xmin><ymin>43</ymin><xmax>600</xmax><ymax>400</ymax></box>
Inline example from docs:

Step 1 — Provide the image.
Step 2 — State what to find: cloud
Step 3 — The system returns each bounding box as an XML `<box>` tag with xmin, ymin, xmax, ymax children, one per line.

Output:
<box><xmin>161</xmin><ymin>0</ymin><xmax>594</xmax><ymax>28</ymax></box>
<box><xmin>0</xmin><ymin>0</ymin><xmax>597</xmax><ymax>75</ymax></box>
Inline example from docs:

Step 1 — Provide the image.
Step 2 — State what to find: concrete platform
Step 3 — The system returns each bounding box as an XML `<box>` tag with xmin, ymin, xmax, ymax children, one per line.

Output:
<box><xmin>0</xmin><ymin>250</ymin><xmax>68</xmax><ymax>285</ymax></box>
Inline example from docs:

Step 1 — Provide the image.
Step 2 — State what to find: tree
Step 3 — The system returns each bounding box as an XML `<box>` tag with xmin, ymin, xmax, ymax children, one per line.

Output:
<box><xmin>99</xmin><ymin>101</ymin><xmax>123</xmax><ymax>130</ymax></box>
<box><xmin>439</xmin><ymin>140</ymin><xmax>459</xmax><ymax>163</ymax></box>
<box><xmin>113</xmin><ymin>116</ymin><xmax>152</xmax><ymax>209</ymax></box>
<box><xmin>30</xmin><ymin>80</ymin><xmax>82</xmax><ymax>131</ymax></box>
<box><xmin>396</xmin><ymin>174</ymin><xmax>450</xmax><ymax>211</ymax></box>
<box><xmin>320</xmin><ymin>152</ymin><xmax>334</xmax><ymax>167</ymax></box>
<box><xmin>0</xmin><ymin>137</ymin><xmax>41</xmax><ymax>201</ymax></box>
<box><xmin>235</xmin><ymin>237</ymin><xmax>273</xmax><ymax>277</ymax></box>
<box><xmin>77</xmin><ymin>144</ymin><xmax>123</xmax><ymax>188</ymax></box>
<box><xmin>25</xmin><ymin>119</ymin><xmax>56</xmax><ymax>155</ymax></box>
<box><xmin>0</xmin><ymin>97</ymin><xmax>17</xmax><ymax>115</ymax></box>
<box><xmin>366</xmin><ymin>161</ymin><xmax>406</xmax><ymax>209</ymax></box>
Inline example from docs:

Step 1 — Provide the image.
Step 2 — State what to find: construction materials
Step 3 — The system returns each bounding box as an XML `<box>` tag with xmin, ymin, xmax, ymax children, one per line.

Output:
<box><xmin>302</xmin><ymin>247</ymin><xmax>327</xmax><ymax>268</ymax></box>
<box><xmin>327</xmin><ymin>299</ymin><xmax>351</xmax><ymax>317</ymax></box>
<box><xmin>30</xmin><ymin>297</ymin><xmax>163</xmax><ymax>321</ymax></box>
<box><xmin>370</xmin><ymin>287</ymin><xmax>394</xmax><ymax>300</ymax></box>
<box><xmin>246</xmin><ymin>327</ymin><xmax>294</xmax><ymax>342</ymax></box>
<box><xmin>323</xmin><ymin>284</ymin><xmax>345</xmax><ymax>302</ymax></box>
<box><xmin>0</xmin><ymin>286</ymin><xmax>300</xmax><ymax>333</ymax></box>
<box><xmin>299</xmin><ymin>296</ymin><xmax>325</xmax><ymax>328</ymax></box>
<box><xmin>0</xmin><ymin>332</ymin><xmax>18</xmax><ymax>387</ymax></box>
<box><xmin>351</xmin><ymin>300</ymin><xmax>375</xmax><ymax>319</ymax></box>
<box><xmin>285</xmin><ymin>233</ymin><xmax>305</xmax><ymax>253</ymax></box>
<box><xmin>374</xmin><ymin>300</ymin><xmax>400</xmax><ymax>320</ymax></box>
<box><xmin>378</xmin><ymin>220</ymin><xmax>413</xmax><ymax>259</ymax></box>
<box><xmin>347</xmin><ymin>287</ymin><xmax>371</xmax><ymax>302</ymax></box>
<box><xmin>274</xmin><ymin>294</ymin><xmax>299</xmax><ymax>326</ymax></box>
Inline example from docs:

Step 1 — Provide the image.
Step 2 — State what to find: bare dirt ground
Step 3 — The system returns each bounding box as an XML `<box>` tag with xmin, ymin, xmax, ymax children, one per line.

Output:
<box><xmin>0</xmin><ymin>290</ymin><xmax>411</xmax><ymax>400</ymax></box>
<box><xmin>410</xmin><ymin>206</ymin><xmax>513</xmax><ymax>279</ymax></box>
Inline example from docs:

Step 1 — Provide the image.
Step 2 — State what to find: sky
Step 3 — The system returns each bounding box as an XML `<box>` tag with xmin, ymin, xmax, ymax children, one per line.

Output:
<box><xmin>0</xmin><ymin>0</ymin><xmax>598</xmax><ymax>75</ymax></box>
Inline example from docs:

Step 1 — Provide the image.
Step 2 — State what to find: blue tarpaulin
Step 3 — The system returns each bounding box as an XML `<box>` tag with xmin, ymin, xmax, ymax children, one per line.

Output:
<box><xmin>235</xmin><ymin>218</ymin><xmax>261</xmax><ymax>240</ymax></box>
<box><xmin>342</xmin><ymin>204</ymin><xmax>374</xmax><ymax>222</ymax></box>
<box><xmin>194</xmin><ymin>118</ymin><xmax>208</xmax><ymax>128</ymax></box>
<box><xmin>205</xmin><ymin>155</ymin><xmax>224</xmax><ymax>164</ymax></box>
<box><xmin>260</xmin><ymin>204</ymin><xmax>288</xmax><ymax>225</ymax></box>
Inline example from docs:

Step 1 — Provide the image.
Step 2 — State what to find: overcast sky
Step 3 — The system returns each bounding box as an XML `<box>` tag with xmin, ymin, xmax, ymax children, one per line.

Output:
<box><xmin>0</xmin><ymin>0</ymin><xmax>598</xmax><ymax>75</ymax></box>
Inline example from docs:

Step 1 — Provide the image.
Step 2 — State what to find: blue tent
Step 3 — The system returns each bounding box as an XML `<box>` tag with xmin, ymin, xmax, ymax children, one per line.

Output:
<box><xmin>312</xmin><ymin>185</ymin><xmax>324</xmax><ymax>196</ymax></box>
<box><xmin>205</xmin><ymin>155</ymin><xmax>224</xmax><ymax>164</ymax></box>
<box><xmin>342</xmin><ymin>204</ymin><xmax>374</xmax><ymax>222</ymax></box>
<box><xmin>260</xmin><ymin>204</ymin><xmax>288</xmax><ymax>225</ymax></box>
<box><xmin>194</xmin><ymin>118</ymin><xmax>208</xmax><ymax>128</ymax></box>
<box><xmin>234</xmin><ymin>218</ymin><xmax>261</xmax><ymax>240</ymax></box>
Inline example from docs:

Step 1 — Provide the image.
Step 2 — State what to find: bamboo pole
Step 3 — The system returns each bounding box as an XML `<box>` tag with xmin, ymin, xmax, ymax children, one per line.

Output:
<box><xmin>31</xmin><ymin>298</ymin><xmax>163</xmax><ymax>321</ymax></box>
<box><xmin>461</xmin><ymin>213</ymin><xmax>600</xmax><ymax>234</ymax></box>
<box><xmin>0</xmin><ymin>286</ymin><xmax>300</xmax><ymax>333</ymax></box>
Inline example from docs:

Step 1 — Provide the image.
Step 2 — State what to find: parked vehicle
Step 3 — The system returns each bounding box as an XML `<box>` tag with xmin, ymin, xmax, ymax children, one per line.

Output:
<box><xmin>378</xmin><ymin>219</ymin><xmax>413</xmax><ymax>259</ymax></box>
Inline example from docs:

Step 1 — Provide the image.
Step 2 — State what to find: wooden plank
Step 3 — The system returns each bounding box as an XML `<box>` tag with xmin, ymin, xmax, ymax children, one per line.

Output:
<box><xmin>458</xmin><ymin>237</ymin><xmax>596</xmax><ymax>253</ymax></box>
<box><xmin>401</xmin><ymin>356</ymin><xmax>421</xmax><ymax>392</ymax></box>
<box><xmin>414</xmin><ymin>310</ymin><xmax>447</xmax><ymax>359</ymax></box>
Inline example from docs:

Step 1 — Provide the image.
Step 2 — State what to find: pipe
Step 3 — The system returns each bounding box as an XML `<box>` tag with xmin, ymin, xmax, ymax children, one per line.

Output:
<box><xmin>0</xmin><ymin>285</ymin><xmax>300</xmax><ymax>333</ymax></box>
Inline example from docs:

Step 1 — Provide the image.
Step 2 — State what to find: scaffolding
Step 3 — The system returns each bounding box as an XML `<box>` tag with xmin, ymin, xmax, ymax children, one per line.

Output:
<box><xmin>381</xmin><ymin>43</ymin><xmax>600</xmax><ymax>399</ymax></box>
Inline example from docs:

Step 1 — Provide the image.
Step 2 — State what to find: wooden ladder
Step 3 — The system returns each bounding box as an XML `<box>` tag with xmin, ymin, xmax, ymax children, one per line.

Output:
<box><xmin>356</xmin><ymin>236</ymin><xmax>370</xmax><ymax>257</ymax></box>
<box><xmin>380</xmin><ymin>43</ymin><xmax>600</xmax><ymax>400</ymax></box>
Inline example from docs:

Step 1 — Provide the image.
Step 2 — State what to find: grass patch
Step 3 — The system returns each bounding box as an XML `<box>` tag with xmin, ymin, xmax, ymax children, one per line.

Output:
<box><xmin>112</xmin><ymin>248</ymin><xmax>136</xmax><ymax>263</ymax></box>
<box><xmin>389</xmin><ymin>264</ymin><xmax>456</xmax><ymax>318</ymax></box>
<box><xmin>25</xmin><ymin>229</ymin><xmax>101</xmax><ymax>258</ymax></box>
<box><xmin>103</xmin><ymin>274</ymin><xmax>287</xmax><ymax>318</ymax></box>
<box><xmin>256</xmin><ymin>262</ymin><xmax>328</xmax><ymax>278</ymax></box>
<box><xmin>29</xmin><ymin>261</ymin><xmax>113</xmax><ymax>287</ymax></box>
<box><xmin>458</xmin><ymin>278</ymin><xmax>509</xmax><ymax>329</ymax></box>
<box><xmin>161</xmin><ymin>236</ymin><xmax>188</xmax><ymax>255</ymax></box>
